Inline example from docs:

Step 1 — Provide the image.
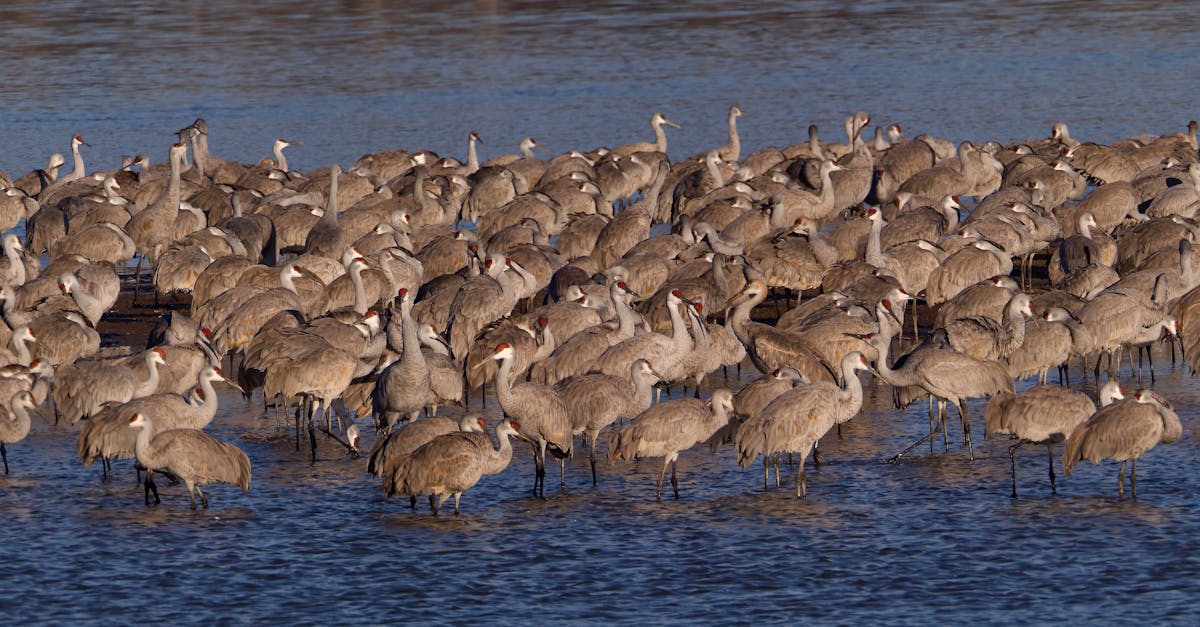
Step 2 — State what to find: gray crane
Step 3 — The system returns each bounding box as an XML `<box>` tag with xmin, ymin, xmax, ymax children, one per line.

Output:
<box><xmin>76</xmin><ymin>366</ymin><xmax>232</xmax><ymax>485</ymax></box>
<box><xmin>725</xmin><ymin>279</ymin><xmax>837</xmax><ymax>384</ymax></box>
<box><xmin>1063</xmin><ymin>388</ymin><xmax>1182</xmax><ymax>498</ymax></box>
<box><xmin>488</xmin><ymin>342</ymin><xmax>572</xmax><ymax>496</ymax></box>
<box><xmin>373</xmin><ymin>288</ymin><xmax>435</xmax><ymax>433</ymax></box>
<box><xmin>734</xmin><ymin>352</ymin><xmax>873</xmax><ymax>497</ymax></box>
<box><xmin>51</xmin><ymin>347</ymin><xmax>167</xmax><ymax>425</ymax></box>
<box><xmin>612</xmin><ymin>112</ymin><xmax>681</xmax><ymax>157</ymax></box>
<box><xmin>608</xmin><ymin>388</ymin><xmax>735</xmax><ymax>500</ymax></box>
<box><xmin>389</xmin><ymin>418</ymin><xmax>520</xmax><ymax>515</ymax></box>
<box><xmin>128</xmin><ymin>412</ymin><xmax>251</xmax><ymax>509</ymax></box>
<box><xmin>302</xmin><ymin>164</ymin><xmax>347</xmax><ymax>258</ymax></box>
<box><xmin>368</xmin><ymin>413</ymin><xmax>485</xmax><ymax>508</ymax></box>
<box><xmin>868</xmin><ymin>300</ymin><xmax>1014</xmax><ymax>460</ymax></box>
<box><xmin>125</xmin><ymin>142</ymin><xmax>187</xmax><ymax>303</ymax></box>
<box><xmin>0</xmin><ymin>391</ymin><xmax>47</xmax><ymax>474</ymax></box>
<box><xmin>941</xmin><ymin>292</ymin><xmax>1033</xmax><ymax>362</ymax></box>
<box><xmin>556</xmin><ymin>358</ymin><xmax>661</xmax><ymax>485</ymax></box>
<box><xmin>985</xmin><ymin>380</ymin><xmax>1121</xmax><ymax>497</ymax></box>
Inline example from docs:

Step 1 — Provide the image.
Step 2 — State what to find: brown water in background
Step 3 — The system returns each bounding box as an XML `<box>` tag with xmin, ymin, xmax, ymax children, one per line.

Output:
<box><xmin>2</xmin><ymin>1</ymin><xmax>1200</xmax><ymax>623</ymax></box>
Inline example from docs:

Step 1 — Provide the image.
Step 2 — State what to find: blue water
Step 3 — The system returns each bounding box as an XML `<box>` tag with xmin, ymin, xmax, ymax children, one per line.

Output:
<box><xmin>2</xmin><ymin>1</ymin><xmax>1200</xmax><ymax>624</ymax></box>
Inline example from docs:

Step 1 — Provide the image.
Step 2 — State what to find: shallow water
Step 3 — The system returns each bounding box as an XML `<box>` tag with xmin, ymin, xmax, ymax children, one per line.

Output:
<box><xmin>3</xmin><ymin>1</ymin><xmax>1200</xmax><ymax>624</ymax></box>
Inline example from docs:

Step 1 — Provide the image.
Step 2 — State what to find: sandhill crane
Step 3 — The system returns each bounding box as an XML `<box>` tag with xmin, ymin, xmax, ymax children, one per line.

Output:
<box><xmin>941</xmin><ymin>292</ymin><xmax>1033</xmax><ymax>361</ymax></box>
<box><xmin>557</xmin><ymin>358</ymin><xmax>661</xmax><ymax>485</ymax></box>
<box><xmin>1005</xmin><ymin>306</ymin><xmax>1094</xmax><ymax>384</ymax></box>
<box><xmin>0</xmin><ymin>391</ymin><xmax>45</xmax><ymax>474</ymax></box>
<box><xmin>446</xmin><ymin>255</ymin><xmax>520</xmax><ymax>364</ymax></box>
<box><xmin>368</xmin><ymin>413</ymin><xmax>485</xmax><ymax>507</ymax></box>
<box><xmin>1063</xmin><ymin>388</ymin><xmax>1182</xmax><ymax>498</ymax></box>
<box><xmin>716</xmin><ymin>105</ymin><xmax>743</xmax><ymax>162</ymax></box>
<box><xmin>390</xmin><ymin>418</ymin><xmax>520</xmax><ymax>515</ymax></box>
<box><xmin>57</xmin><ymin>270</ymin><xmax>118</xmax><ymax>327</ymax></box>
<box><xmin>489</xmin><ymin>342</ymin><xmax>572</xmax><ymax>496</ymax></box>
<box><xmin>733</xmin><ymin>367</ymin><xmax>808</xmax><ymax>421</ymax></box>
<box><xmin>592</xmin><ymin>160</ymin><xmax>670</xmax><ymax>267</ymax></box>
<box><xmin>612</xmin><ymin>112</ymin><xmax>681</xmax><ymax>157</ymax></box>
<box><xmin>985</xmin><ymin>380</ymin><xmax>1121</xmax><ymax>497</ymax></box>
<box><xmin>868</xmin><ymin>300</ymin><xmax>1014</xmax><ymax>460</ymax></box>
<box><xmin>925</xmin><ymin>240</ymin><xmax>1014</xmax><ymax>306</ymax></box>
<box><xmin>76</xmin><ymin>366</ymin><xmax>233</xmax><ymax>480</ymax></box>
<box><xmin>725</xmin><ymin>279</ymin><xmax>836</xmax><ymax>384</ymax></box>
<box><xmin>373</xmin><ymin>289</ymin><xmax>435</xmax><ymax>433</ymax></box>
<box><xmin>303</xmin><ymin>164</ymin><xmax>348</xmax><ymax>258</ymax></box>
<box><xmin>0</xmin><ymin>234</ymin><xmax>35</xmax><ymax>286</ymax></box>
<box><xmin>595</xmin><ymin>288</ymin><xmax>694</xmax><ymax>382</ymax></box>
<box><xmin>128</xmin><ymin>412</ymin><xmax>251</xmax><ymax>509</ymax></box>
<box><xmin>608</xmin><ymin>388</ymin><xmax>735</xmax><ymax>500</ymax></box>
<box><xmin>52</xmin><ymin>347</ymin><xmax>167</xmax><ymax>424</ymax></box>
<box><xmin>531</xmin><ymin>280</ymin><xmax>639</xmax><ymax>384</ymax></box>
<box><xmin>126</xmin><ymin>142</ymin><xmax>187</xmax><ymax>301</ymax></box>
<box><xmin>734</xmin><ymin>352</ymin><xmax>873</xmax><ymax>497</ymax></box>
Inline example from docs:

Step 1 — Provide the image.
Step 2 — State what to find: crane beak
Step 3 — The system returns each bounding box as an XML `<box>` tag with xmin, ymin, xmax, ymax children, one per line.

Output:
<box><xmin>221</xmin><ymin>375</ymin><xmax>245</xmax><ymax>394</ymax></box>
<box><xmin>31</xmin><ymin>404</ymin><xmax>53</xmax><ymax>425</ymax></box>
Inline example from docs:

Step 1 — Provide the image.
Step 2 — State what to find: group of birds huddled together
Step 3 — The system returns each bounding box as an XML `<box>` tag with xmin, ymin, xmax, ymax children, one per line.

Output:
<box><xmin>0</xmin><ymin>108</ymin><xmax>1197</xmax><ymax>513</ymax></box>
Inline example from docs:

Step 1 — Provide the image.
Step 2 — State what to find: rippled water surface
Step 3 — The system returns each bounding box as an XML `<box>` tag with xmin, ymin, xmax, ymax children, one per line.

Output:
<box><xmin>3</xmin><ymin>1</ymin><xmax>1200</xmax><ymax>624</ymax></box>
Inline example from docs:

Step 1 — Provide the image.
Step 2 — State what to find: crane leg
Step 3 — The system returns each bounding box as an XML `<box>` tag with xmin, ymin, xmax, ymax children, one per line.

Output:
<box><xmin>773</xmin><ymin>454</ymin><xmax>781</xmax><ymax>487</ymax></box>
<box><xmin>428</xmin><ymin>494</ymin><xmax>435</xmax><ymax>511</ymax></box>
<box><xmin>589</xmin><ymin>432</ymin><xmax>599</xmax><ymax>486</ymax></box>
<box><xmin>1046</xmin><ymin>444</ymin><xmax>1057</xmax><ymax>494</ymax></box>
<box><xmin>656</xmin><ymin>461</ymin><xmax>667</xmax><ymax>501</ymax></box>
<box><xmin>1130</xmin><ymin>458</ymin><xmax>1138</xmax><ymax>499</ymax></box>
<box><xmin>812</xmin><ymin>439</ymin><xmax>823</xmax><ymax>466</ymax></box>
<box><xmin>308</xmin><ymin>398</ymin><xmax>319</xmax><ymax>463</ymax></box>
<box><xmin>102</xmin><ymin>457</ymin><xmax>111</xmax><ymax>481</ymax></box>
<box><xmin>409</xmin><ymin>496</ymin><xmax>417</xmax><ymax>510</ymax></box>
<box><xmin>1008</xmin><ymin>441</ymin><xmax>1023</xmax><ymax>498</ymax></box>
<box><xmin>958</xmin><ymin>399</ymin><xmax>973</xmax><ymax>460</ymax></box>
<box><xmin>796</xmin><ymin>451</ymin><xmax>808</xmax><ymax>500</ymax></box>
<box><xmin>1</xmin><ymin>442</ymin><xmax>8</xmax><ymax>474</ymax></box>
<box><xmin>762</xmin><ymin>457</ymin><xmax>769</xmax><ymax>489</ymax></box>
<box><xmin>886</xmin><ymin>428</ymin><xmax>939</xmax><ymax>463</ymax></box>
<box><xmin>1117</xmin><ymin>460</ymin><xmax>1126</xmax><ymax>498</ymax></box>
<box><xmin>939</xmin><ymin>399</ymin><xmax>949</xmax><ymax>451</ymax></box>
<box><xmin>432</xmin><ymin>494</ymin><xmax>444</xmax><ymax>516</ymax></box>
<box><xmin>928</xmin><ymin>398</ymin><xmax>936</xmax><ymax>453</ymax></box>
<box><xmin>670</xmin><ymin>460</ymin><xmax>680</xmax><ymax>499</ymax></box>
<box><xmin>145</xmin><ymin>472</ymin><xmax>160</xmax><ymax>506</ymax></box>
<box><xmin>453</xmin><ymin>492</ymin><xmax>462</xmax><ymax>515</ymax></box>
<box><xmin>197</xmin><ymin>485</ymin><xmax>208</xmax><ymax>509</ymax></box>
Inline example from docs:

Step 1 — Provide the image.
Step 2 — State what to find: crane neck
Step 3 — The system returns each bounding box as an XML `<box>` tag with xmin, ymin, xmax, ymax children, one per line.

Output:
<box><xmin>273</xmin><ymin>142</ymin><xmax>289</xmax><ymax>173</ymax></box>
<box><xmin>5</xmin><ymin>241</ymin><xmax>25</xmax><ymax>286</ymax></box>
<box><xmin>725</xmin><ymin>110</ymin><xmax>740</xmax><ymax>161</ymax></box>
<box><xmin>70</xmin><ymin>140</ymin><xmax>86</xmax><ymax>180</ymax></box>
<box><xmin>865</xmin><ymin>216</ymin><xmax>886</xmax><ymax>267</ymax></box>
<box><xmin>12</xmin><ymin>331</ymin><xmax>32</xmax><ymax>367</ymax></box>
<box><xmin>728</xmin><ymin>288</ymin><xmax>765</xmax><ymax>344</ymax></box>
<box><xmin>351</xmin><ymin>263</ymin><xmax>368</xmax><ymax>316</ymax></box>
<box><xmin>836</xmin><ymin>356</ymin><xmax>867</xmax><ymax>422</ymax></box>
<box><xmin>492</xmin><ymin>354</ymin><xmax>517</xmax><ymax>407</ymax></box>
<box><xmin>138</xmin><ymin>352</ymin><xmax>163</xmax><ymax>397</ymax></box>
<box><xmin>132</xmin><ymin>417</ymin><xmax>162</xmax><ymax>470</ymax></box>
<box><xmin>611</xmin><ymin>285</ymin><xmax>638</xmax><ymax>338</ymax></box>
<box><xmin>466</xmin><ymin>136</ymin><xmax>480</xmax><ymax>175</ymax></box>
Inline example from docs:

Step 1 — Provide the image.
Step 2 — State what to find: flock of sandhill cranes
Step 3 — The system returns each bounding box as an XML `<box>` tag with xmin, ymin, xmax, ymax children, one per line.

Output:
<box><xmin>0</xmin><ymin>109</ymin><xmax>1196</xmax><ymax>513</ymax></box>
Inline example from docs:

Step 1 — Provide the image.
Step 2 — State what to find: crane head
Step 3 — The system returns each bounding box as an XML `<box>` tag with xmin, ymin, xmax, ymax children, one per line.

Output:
<box><xmin>491</xmin><ymin>343</ymin><xmax>515</xmax><ymax>361</ymax></box>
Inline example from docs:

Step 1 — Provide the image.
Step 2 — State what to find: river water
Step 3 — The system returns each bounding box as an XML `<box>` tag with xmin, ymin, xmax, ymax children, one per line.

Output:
<box><xmin>2</xmin><ymin>1</ymin><xmax>1200</xmax><ymax>624</ymax></box>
